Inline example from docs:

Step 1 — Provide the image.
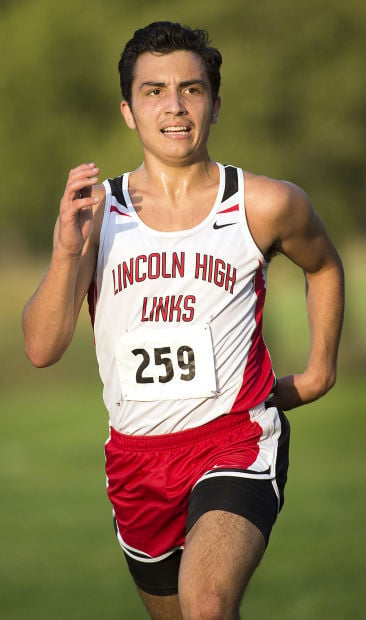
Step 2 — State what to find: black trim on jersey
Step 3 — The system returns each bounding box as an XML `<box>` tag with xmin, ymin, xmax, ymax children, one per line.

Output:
<box><xmin>109</xmin><ymin>166</ymin><xmax>238</xmax><ymax>209</ymax></box>
<box><xmin>222</xmin><ymin>165</ymin><xmax>239</xmax><ymax>202</ymax></box>
<box><xmin>108</xmin><ymin>175</ymin><xmax>127</xmax><ymax>207</ymax></box>
<box><xmin>275</xmin><ymin>409</ymin><xmax>290</xmax><ymax>510</ymax></box>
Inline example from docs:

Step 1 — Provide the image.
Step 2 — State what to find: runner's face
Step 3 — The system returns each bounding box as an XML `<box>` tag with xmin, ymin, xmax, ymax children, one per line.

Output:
<box><xmin>121</xmin><ymin>50</ymin><xmax>220</xmax><ymax>165</ymax></box>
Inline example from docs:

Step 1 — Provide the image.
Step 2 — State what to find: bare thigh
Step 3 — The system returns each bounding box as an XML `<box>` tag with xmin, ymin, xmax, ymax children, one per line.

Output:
<box><xmin>136</xmin><ymin>511</ymin><xmax>265</xmax><ymax>619</ymax></box>
<box><xmin>178</xmin><ymin>510</ymin><xmax>266</xmax><ymax>619</ymax></box>
<box><xmin>137</xmin><ymin>589</ymin><xmax>183</xmax><ymax>620</ymax></box>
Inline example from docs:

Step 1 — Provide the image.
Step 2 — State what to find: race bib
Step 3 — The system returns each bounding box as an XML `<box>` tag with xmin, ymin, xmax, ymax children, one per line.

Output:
<box><xmin>115</xmin><ymin>324</ymin><xmax>217</xmax><ymax>401</ymax></box>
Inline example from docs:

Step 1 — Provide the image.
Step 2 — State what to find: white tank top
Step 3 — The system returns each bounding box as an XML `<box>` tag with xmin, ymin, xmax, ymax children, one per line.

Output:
<box><xmin>88</xmin><ymin>163</ymin><xmax>274</xmax><ymax>435</ymax></box>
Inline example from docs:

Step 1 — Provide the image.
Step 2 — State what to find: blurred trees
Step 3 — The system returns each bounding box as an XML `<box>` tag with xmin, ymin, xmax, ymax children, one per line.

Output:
<box><xmin>1</xmin><ymin>0</ymin><xmax>365</xmax><ymax>252</ymax></box>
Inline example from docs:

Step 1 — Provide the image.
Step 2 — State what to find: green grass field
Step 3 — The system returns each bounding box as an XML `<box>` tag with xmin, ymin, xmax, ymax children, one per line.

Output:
<box><xmin>1</xmin><ymin>253</ymin><xmax>365</xmax><ymax>619</ymax></box>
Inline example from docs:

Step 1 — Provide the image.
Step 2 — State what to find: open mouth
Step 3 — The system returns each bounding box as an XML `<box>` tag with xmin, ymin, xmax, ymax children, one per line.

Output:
<box><xmin>161</xmin><ymin>126</ymin><xmax>191</xmax><ymax>135</ymax></box>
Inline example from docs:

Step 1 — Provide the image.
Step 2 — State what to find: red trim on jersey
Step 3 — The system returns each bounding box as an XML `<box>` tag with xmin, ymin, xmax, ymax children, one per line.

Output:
<box><xmin>217</xmin><ymin>204</ymin><xmax>239</xmax><ymax>214</ymax></box>
<box><xmin>111</xmin><ymin>205</ymin><xmax>131</xmax><ymax>216</ymax></box>
<box><xmin>230</xmin><ymin>262</ymin><xmax>274</xmax><ymax>414</ymax></box>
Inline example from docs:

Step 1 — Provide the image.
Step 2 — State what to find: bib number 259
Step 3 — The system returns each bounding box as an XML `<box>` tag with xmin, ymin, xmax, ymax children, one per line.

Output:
<box><xmin>116</xmin><ymin>324</ymin><xmax>216</xmax><ymax>401</ymax></box>
<box><xmin>132</xmin><ymin>345</ymin><xmax>195</xmax><ymax>384</ymax></box>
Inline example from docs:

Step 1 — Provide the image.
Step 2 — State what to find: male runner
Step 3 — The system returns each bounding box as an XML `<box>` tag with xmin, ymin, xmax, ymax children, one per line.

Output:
<box><xmin>23</xmin><ymin>22</ymin><xmax>344</xmax><ymax>619</ymax></box>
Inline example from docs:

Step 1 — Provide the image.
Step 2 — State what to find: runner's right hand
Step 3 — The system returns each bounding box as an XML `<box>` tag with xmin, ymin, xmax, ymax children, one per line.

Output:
<box><xmin>55</xmin><ymin>163</ymin><xmax>100</xmax><ymax>256</ymax></box>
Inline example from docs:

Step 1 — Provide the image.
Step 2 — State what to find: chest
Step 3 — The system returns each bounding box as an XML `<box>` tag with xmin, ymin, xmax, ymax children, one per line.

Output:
<box><xmin>130</xmin><ymin>189</ymin><xmax>219</xmax><ymax>232</ymax></box>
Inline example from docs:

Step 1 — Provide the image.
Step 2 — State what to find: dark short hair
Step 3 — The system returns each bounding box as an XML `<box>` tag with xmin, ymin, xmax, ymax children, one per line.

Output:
<box><xmin>118</xmin><ymin>21</ymin><xmax>222</xmax><ymax>105</ymax></box>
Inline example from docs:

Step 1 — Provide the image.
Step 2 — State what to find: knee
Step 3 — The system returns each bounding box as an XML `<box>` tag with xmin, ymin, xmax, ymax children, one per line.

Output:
<box><xmin>179</xmin><ymin>584</ymin><xmax>238</xmax><ymax>619</ymax></box>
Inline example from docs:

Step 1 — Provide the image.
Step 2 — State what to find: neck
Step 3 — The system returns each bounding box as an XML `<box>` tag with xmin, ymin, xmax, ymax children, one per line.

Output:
<box><xmin>133</xmin><ymin>156</ymin><xmax>218</xmax><ymax>201</ymax></box>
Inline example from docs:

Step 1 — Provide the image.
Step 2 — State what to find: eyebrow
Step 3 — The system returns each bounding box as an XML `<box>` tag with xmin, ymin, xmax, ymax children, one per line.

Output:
<box><xmin>139</xmin><ymin>79</ymin><xmax>208</xmax><ymax>90</ymax></box>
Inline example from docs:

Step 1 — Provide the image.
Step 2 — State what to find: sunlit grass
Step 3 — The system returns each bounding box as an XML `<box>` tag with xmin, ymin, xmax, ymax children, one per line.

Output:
<box><xmin>1</xmin><ymin>379</ymin><xmax>364</xmax><ymax>619</ymax></box>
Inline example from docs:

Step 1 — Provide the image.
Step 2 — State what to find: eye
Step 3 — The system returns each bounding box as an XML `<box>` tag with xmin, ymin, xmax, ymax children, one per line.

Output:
<box><xmin>148</xmin><ymin>88</ymin><xmax>161</xmax><ymax>96</ymax></box>
<box><xmin>185</xmin><ymin>86</ymin><xmax>200</xmax><ymax>95</ymax></box>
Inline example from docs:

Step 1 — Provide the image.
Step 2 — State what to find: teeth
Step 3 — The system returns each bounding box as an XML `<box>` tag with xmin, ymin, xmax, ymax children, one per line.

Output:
<box><xmin>163</xmin><ymin>126</ymin><xmax>189</xmax><ymax>133</ymax></box>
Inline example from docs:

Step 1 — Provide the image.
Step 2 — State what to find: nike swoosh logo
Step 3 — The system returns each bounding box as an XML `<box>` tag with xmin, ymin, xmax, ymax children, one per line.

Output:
<box><xmin>213</xmin><ymin>222</ymin><xmax>238</xmax><ymax>229</ymax></box>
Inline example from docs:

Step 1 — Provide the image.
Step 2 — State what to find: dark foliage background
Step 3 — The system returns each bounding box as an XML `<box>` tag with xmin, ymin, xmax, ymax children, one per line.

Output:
<box><xmin>1</xmin><ymin>0</ymin><xmax>365</xmax><ymax>252</ymax></box>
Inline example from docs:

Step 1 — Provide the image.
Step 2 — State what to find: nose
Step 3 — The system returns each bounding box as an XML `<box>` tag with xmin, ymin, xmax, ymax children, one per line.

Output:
<box><xmin>165</xmin><ymin>89</ymin><xmax>186</xmax><ymax>115</ymax></box>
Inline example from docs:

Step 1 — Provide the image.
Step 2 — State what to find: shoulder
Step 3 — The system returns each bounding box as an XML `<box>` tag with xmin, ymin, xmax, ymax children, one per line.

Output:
<box><xmin>242</xmin><ymin>170</ymin><xmax>316</xmax><ymax>255</ymax></box>
<box><xmin>92</xmin><ymin>182</ymin><xmax>106</xmax><ymax>206</ymax></box>
<box><xmin>89</xmin><ymin>184</ymin><xmax>106</xmax><ymax>247</ymax></box>
<box><xmin>244</xmin><ymin>170</ymin><xmax>311</xmax><ymax>214</ymax></box>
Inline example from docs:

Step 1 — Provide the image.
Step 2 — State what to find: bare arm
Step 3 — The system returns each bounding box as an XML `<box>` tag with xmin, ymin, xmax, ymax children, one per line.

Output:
<box><xmin>22</xmin><ymin>163</ymin><xmax>104</xmax><ymax>367</ymax></box>
<box><xmin>274</xmin><ymin>184</ymin><xmax>344</xmax><ymax>410</ymax></box>
<box><xmin>247</xmin><ymin>176</ymin><xmax>345</xmax><ymax>410</ymax></box>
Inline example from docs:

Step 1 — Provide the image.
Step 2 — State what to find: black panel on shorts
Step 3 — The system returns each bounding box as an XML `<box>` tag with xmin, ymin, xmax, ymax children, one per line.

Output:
<box><xmin>186</xmin><ymin>475</ymin><xmax>279</xmax><ymax>545</ymax></box>
<box><xmin>123</xmin><ymin>548</ymin><xmax>182</xmax><ymax>596</ymax></box>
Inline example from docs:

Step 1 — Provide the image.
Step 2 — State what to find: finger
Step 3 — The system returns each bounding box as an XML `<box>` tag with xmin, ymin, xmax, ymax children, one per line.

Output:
<box><xmin>64</xmin><ymin>172</ymin><xmax>100</xmax><ymax>202</ymax></box>
<box><xmin>68</xmin><ymin>166</ymin><xmax>99</xmax><ymax>184</ymax></box>
<box><xmin>69</xmin><ymin>163</ymin><xmax>99</xmax><ymax>179</ymax></box>
<box><xmin>74</xmin><ymin>183</ymin><xmax>98</xmax><ymax>200</ymax></box>
<box><xmin>60</xmin><ymin>191</ymin><xmax>99</xmax><ymax>219</ymax></box>
<box><xmin>67</xmin><ymin>164</ymin><xmax>99</xmax><ymax>188</ymax></box>
<box><xmin>61</xmin><ymin>185</ymin><xmax>98</xmax><ymax>209</ymax></box>
<box><xmin>78</xmin><ymin>186</ymin><xmax>92</xmax><ymax>199</ymax></box>
<box><xmin>68</xmin><ymin>194</ymin><xmax>100</xmax><ymax>212</ymax></box>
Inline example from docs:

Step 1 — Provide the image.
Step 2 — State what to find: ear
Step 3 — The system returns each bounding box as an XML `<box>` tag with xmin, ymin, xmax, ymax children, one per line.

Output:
<box><xmin>120</xmin><ymin>100</ymin><xmax>136</xmax><ymax>130</ymax></box>
<box><xmin>211</xmin><ymin>96</ymin><xmax>221</xmax><ymax>124</ymax></box>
